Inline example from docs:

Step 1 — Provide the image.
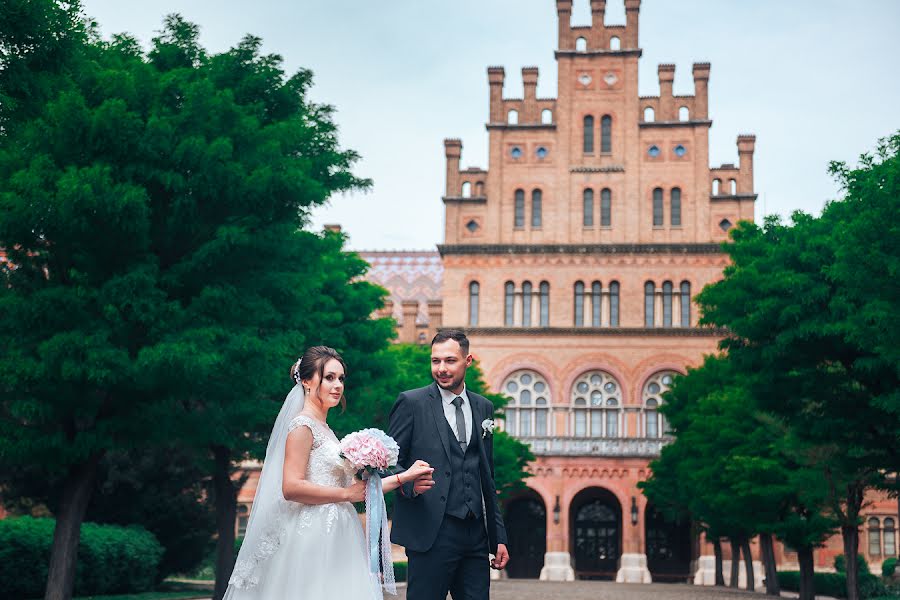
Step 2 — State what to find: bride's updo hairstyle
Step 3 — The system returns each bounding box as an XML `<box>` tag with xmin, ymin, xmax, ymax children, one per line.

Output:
<box><xmin>289</xmin><ymin>346</ymin><xmax>347</xmax><ymax>410</ymax></box>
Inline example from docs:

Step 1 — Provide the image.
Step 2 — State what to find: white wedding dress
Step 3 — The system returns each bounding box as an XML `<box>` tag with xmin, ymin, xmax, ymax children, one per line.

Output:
<box><xmin>225</xmin><ymin>415</ymin><xmax>378</xmax><ymax>599</ymax></box>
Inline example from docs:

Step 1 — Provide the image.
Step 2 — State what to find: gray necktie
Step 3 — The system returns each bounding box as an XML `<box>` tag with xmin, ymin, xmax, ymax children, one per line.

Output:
<box><xmin>451</xmin><ymin>396</ymin><xmax>467</xmax><ymax>452</ymax></box>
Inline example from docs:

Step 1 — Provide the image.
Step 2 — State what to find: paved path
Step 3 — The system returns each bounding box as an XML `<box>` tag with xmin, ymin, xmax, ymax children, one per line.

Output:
<box><xmin>392</xmin><ymin>580</ymin><xmax>824</xmax><ymax>600</ymax></box>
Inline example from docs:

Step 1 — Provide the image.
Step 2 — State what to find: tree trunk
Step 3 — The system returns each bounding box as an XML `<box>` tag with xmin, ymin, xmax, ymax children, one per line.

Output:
<box><xmin>44</xmin><ymin>454</ymin><xmax>102</xmax><ymax>600</ymax></box>
<box><xmin>741</xmin><ymin>536</ymin><xmax>755</xmax><ymax>591</ymax></box>
<box><xmin>713</xmin><ymin>538</ymin><xmax>725</xmax><ymax>586</ymax></box>
<box><xmin>729</xmin><ymin>537</ymin><xmax>740</xmax><ymax>588</ymax></box>
<box><xmin>842</xmin><ymin>483</ymin><xmax>864</xmax><ymax>600</ymax></box>
<box><xmin>797</xmin><ymin>545</ymin><xmax>815</xmax><ymax>600</ymax></box>
<box><xmin>759</xmin><ymin>532</ymin><xmax>780</xmax><ymax>596</ymax></box>
<box><xmin>842</xmin><ymin>523</ymin><xmax>860</xmax><ymax>600</ymax></box>
<box><xmin>213</xmin><ymin>445</ymin><xmax>238</xmax><ymax>600</ymax></box>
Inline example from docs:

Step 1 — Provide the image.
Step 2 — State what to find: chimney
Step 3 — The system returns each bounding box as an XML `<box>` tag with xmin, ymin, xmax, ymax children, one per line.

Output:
<box><xmin>557</xmin><ymin>0</ymin><xmax>573</xmax><ymax>50</ymax></box>
<box><xmin>692</xmin><ymin>63</ymin><xmax>711</xmax><ymax>119</ymax></box>
<box><xmin>444</xmin><ymin>139</ymin><xmax>462</xmax><ymax>197</ymax></box>
<box><xmin>487</xmin><ymin>66</ymin><xmax>506</xmax><ymax>123</ymax></box>
<box><xmin>658</xmin><ymin>64</ymin><xmax>675</xmax><ymax>121</ymax></box>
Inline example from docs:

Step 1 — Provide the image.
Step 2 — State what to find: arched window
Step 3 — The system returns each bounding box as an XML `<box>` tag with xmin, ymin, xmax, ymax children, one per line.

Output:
<box><xmin>600</xmin><ymin>115</ymin><xmax>612</xmax><ymax>153</ymax></box>
<box><xmin>514</xmin><ymin>189</ymin><xmax>525</xmax><ymax>228</ymax></box>
<box><xmin>504</xmin><ymin>281</ymin><xmax>515</xmax><ymax>326</ymax></box>
<box><xmin>679</xmin><ymin>106</ymin><xmax>689</xmax><ymax>121</ymax></box>
<box><xmin>591</xmin><ymin>281</ymin><xmax>602</xmax><ymax>327</ymax></box>
<box><xmin>583</xmin><ymin>115</ymin><xmax>595</xmax><ymax>153</ymax></box>
<box><xmin>712</xmin><ymin>178</ymin><xmax>721</xmax><ymax>195</ymax></box>
<box><xmin>531</xmin><ymin>189</ymin><xmax>542</xmax><ymax>228</ymax></box>
<box><xmin>652</xmin><ymin>187</ymin><xmax>664</xmax><ymax>226</ymax></box>
<box><xmin>468</xmin><ymin>281</ymin><xmax>479</xmax><ymax>327</ymax></box>
<box><xmin>583</xmin><ymin>188</ymin><xmax>594</xmax><ymax>227</ymax></box>
<box><xmin>869</xmin><ymin>518</ymin><xmax>882</xmax><ymax>557</ymax></box>
<box><xmin>541</xmin><ymin>108</ymin><xmax>553</xmax><ymax>124</ymax></box>
<box><xmin>461</xmin><ymin>181</ymin><xmax>471</xmax><ymax>198</ymax></box>
<box><xmin>729</xmin><ymin>178</ymin><xmax>737</xmax><ymax>194</ymax></box>
<box><xmin>507</xmin><ymin>109</ymin><xmax>519</xmax><ymax>125</ymax></box>
<box><xmin>643</xmin><ymin>106</ymin><xmax>655</xmax><ymax>122</ymax></box>
<box><xmin>643</xmin><ymin>372</ymin><xmax>676</xmax><ymax>437</ymax></box>
<box><xmin>475</xmin><ymin>181</ymin><xmax>484</xmax><ymax>196</ymax></box>
<box><xmin>571</xmin><ymin>371</ymin><xmax>622</xmax><ymax>437</ymax></box>
<box><xmin>671</xmin><ymin>187</ymin><xmax>681</xmax><ymax>226</ymax></box>
<box><xmin>885</xmin><ymin>518</ymin><xmax>896</xmax><ymax>556</ymax></box>
<box><xmin>522</xmin><ymin>281</ymin><xmax>532</xmax><ymax>327</ymax></box>
<box><xmin>574</xmin><ymin>281</ymin><xmax>585</xmax><ymax>326</ymax></box>
<box><xmin>575</xmin><ymin>36</ymin><xmax>587</xmax><ymax>52</ymax></box>
<box><xmin>609</xmin><ymin>281</ymin><xmax>620</xmax><ymax>326</ymax></box>
<box><xmin>680</xmin><ymin>281</ymin><xmax>691</xmax><ymax>327</ymax></box>
<box><xmin>601</xmin><ymin>188</ymin><xmax>612</xmax><ymax>227</ymax></box>
<box><xmin>662</xmin><ymin>281</ymin><xmax>673</xmax><ymax>327</ymax></box>
<box><xmin>503</xmin><ymin>370</ymin><xmax>550</xmax><ymax>437</ymax></box>
<box><xmin>610</xmin><ymin>36</ymin><xmax>621</xmax><ymax>50</ymax></box>
<box><xmin>539</xmin><ymin>281</ymin><xmax>550</xmax><ymax>326</ymax></box>
<box><xmin>644</xmin><ymin>281</ymin><xmax>655</xmax><ymax>327</ymax></box>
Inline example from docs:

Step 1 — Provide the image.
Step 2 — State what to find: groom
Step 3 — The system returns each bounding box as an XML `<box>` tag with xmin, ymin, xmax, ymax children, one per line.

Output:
<box><xmin>388</xmin><ymin>329</ymin><xmax>509</xmax><ymax>600</ymax></box>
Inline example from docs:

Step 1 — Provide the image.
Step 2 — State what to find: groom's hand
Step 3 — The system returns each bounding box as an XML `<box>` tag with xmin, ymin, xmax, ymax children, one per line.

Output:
<box><xmin>491</xmin><ymin>544</ymin><xmax>509</xmax><ymax>570</ymax></box>
<box><xmin>412</xmin><ymin>472</ymin><xmax>435</xmax><ymax>495</ymax></box>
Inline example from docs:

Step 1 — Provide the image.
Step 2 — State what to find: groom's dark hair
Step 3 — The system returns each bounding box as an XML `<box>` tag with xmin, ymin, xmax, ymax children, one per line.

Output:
<box><xmin>431</xmin><ymin>329</ymin><xmax>470</xmax><ymax>355</ymax></box>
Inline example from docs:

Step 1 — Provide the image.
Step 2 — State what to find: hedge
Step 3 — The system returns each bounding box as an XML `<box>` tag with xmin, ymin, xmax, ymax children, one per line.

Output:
<box><xmin>777</xmin><ymin>569</ymin><xmax>889</xmax><ymax>599</ymax></box>
<box><xmin>0</xmin><ymin>516</ymin><xmax>164</xmax><ymax>599</ymax></box>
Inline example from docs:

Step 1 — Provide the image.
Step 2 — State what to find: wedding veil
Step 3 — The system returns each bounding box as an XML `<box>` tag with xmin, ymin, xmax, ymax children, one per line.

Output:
<box><xmin>224</xmin><ymin>383</ymin><xmax>306</xmax><ymax>594</ymax></box>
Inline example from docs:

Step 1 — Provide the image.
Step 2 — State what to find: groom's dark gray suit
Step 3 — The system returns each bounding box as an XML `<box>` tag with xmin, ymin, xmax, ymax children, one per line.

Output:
<box><xmin>388</xmin><ymin>382</ymin><xmax>507</xmax><ymax>600</ymax></box>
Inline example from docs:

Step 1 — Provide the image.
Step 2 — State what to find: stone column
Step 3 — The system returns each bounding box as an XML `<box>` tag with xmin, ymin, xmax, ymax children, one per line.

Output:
<box><xmin>616</xmin><ymin>496</ymin><xmax>652</xmax><ymax>583</ymax></box>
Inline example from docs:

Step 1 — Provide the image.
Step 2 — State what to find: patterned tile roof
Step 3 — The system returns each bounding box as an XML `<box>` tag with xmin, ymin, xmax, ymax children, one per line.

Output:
<box><xmin>359</xmin><ymin>250</ymin><xmax>442</xmax><ymax>324</ymax></box>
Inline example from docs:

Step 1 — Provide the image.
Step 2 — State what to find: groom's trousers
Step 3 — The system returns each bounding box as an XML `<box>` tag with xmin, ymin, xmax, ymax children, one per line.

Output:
<box><xmin>406</xmin><ymin>512</ymin><xmax>490</xmax><ymax>600</ymax></box>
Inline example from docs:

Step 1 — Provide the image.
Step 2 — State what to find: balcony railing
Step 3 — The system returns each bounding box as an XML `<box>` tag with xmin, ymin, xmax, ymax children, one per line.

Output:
<box><xmin>517</xmin><ymin>436</ymin><xmax>670</xmax><ymax>457</ymax></box>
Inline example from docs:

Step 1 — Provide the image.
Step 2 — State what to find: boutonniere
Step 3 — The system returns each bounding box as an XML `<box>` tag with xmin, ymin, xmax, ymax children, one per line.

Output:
<box><xmin>481</xmin><ymin>418</ymin><xmax>496</xmax><ymax>439</ymax></box>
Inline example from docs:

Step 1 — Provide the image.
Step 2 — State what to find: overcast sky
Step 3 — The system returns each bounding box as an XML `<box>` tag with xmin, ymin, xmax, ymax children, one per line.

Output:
<box><xmin>80</xmin><ymin>0</ymin><xmax>900</xmax><ymax>250</ymax></box>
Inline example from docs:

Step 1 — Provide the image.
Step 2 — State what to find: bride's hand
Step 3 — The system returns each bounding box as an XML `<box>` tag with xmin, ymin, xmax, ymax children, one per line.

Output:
<box><xmin>406</xmin><ymin>460</ymin><xmax>433</xmax><ymax>481</ymax></box>
<box><xmin>344</xmin><ymin>480</ymin><xmax>367</xmax><ymax>503</ymax></box>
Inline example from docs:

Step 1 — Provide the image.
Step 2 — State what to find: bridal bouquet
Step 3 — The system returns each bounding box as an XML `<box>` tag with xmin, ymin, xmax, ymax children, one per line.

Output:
<box><xmin>338</xmin><ymin>429</ymin><xmax>399</xmax><ymax>596</ymax></box>
<box><xmin>339</xmin><ymin>428</ymin><xmax>399</xmax><ymax>476</ymax></box>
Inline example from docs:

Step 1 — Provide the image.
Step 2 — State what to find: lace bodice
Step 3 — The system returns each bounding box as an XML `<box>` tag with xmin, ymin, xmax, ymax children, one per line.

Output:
<box><xmin>287</xmin><ymin>415</ymin><xmax>356</xmax><ymax>488</ymax></box>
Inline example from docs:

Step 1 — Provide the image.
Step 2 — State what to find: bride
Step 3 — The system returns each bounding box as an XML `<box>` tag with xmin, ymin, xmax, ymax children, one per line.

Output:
<box><xmin>225</xmin><ymin>346</ymin><xmax>433</xmax><ymax>599</ymax></box>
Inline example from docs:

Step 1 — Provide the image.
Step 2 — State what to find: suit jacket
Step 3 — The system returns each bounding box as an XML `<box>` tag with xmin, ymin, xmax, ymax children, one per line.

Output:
<box><xmin>388</xmin><ymin>382</ymin><xmax>508</xmax><ymax>553</ymax></box>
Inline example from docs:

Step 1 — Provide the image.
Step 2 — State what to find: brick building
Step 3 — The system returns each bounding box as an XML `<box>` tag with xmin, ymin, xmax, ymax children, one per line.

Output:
<box><xmin>356</xmin><ymin>0</ymin><xmax>897</xmax><ymax>586</ymax></box>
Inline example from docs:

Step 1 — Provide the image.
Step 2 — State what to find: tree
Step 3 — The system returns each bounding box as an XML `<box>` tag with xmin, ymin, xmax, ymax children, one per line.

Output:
<box><xmin>337</xmin><ymin>343</ymin><xmax>534</xmax><ymax>502</ymax></box>
<box><xmin>696</xmin><ymin>133</ymin><xmax>900</xmax><ymax>599</ymax></box>
<box><xmin>641</xmin><ymin>355</ymin><xmax>838</xmax><ymax>599</ymax></box>
<box><xmin>0</xmin><ymin>5</ymin><xmax>385</xmax><ymax>599</ymax></box>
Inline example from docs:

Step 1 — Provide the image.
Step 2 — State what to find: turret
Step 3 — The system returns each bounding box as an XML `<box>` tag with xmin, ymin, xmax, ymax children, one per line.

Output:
<box><xmin>658</xmin><ymin>64</ymin><xmax>675</xmax><ymax>121</ymax></box>
<box><xmin>487</xmin><ymin>66</ymin><xmax>505</xmax><ymax>123</ymax></box>
<box><xmin>522</xmin><ymin>66</ymin><xmax>539</xmax><ymax>123</ymax></box>
<box><xmin>737</xmin><ymin>135</ymin><xmax>756</xmax><ymax>193</ymax></box>
<box><xmin>444</xmin><ymin>139</ymin><xmax>462</xmax><ymax>197</ymax></box>
<box><xmin>556</xmin><ymin>0</ymin><xmax>573</xmax><ymax>50</ymax></box>
<box><xmin>624</xmin><ymin>0</ymin><xmax>641</xmax><ymax>49</ymax></box>
<box><xmin>692</xmin><ymin>63</ymin><xmax>710</xmax><ymax>119</ymax></box>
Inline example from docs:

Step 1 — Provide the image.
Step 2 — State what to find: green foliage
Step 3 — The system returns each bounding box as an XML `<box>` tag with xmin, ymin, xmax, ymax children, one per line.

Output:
<box><xmin>837</xmin><ymin>553</ymin><xmax>873</xmax><ymax>575</ymax></box>
<box><xmin>883</xmin><ymin>557</ymin><xmax>898</xmax><ymax>578</ymax></box>
<box><xmin>0</xmin><ymin>517</ymin><xmax>163</xmax><ymax>598</ymax></box>
<box><xmin>777</xmin><ymin>570</ymin><xmax>850</xmax><ymax>598</ymax></box>
<box><xmin>336</xmin><ymin>343</ymin><xmax>533</xmax><ymax>502</ymax></box>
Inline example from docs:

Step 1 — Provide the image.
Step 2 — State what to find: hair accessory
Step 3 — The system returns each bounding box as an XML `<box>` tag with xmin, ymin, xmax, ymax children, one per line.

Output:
<box><xmin>292</xmin><ymin>357</ymin><xmax>303</xmax><ymax>385</ymax></box>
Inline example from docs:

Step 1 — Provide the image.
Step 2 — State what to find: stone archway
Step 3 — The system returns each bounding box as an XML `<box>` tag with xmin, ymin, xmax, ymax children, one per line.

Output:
<box><xmin>570</xmin><ymin>487</ymin><xmax>622</xmax><ymax>579</ymax></box>
<box><xmin>645</xmin><ymin>502</ymin><xmax>692</xmax><ymax>582</ymax></box>
<box><xmin>504</xmin><ymin>491</ymin><xmax>547</xmax><ymax>579</ymax></box>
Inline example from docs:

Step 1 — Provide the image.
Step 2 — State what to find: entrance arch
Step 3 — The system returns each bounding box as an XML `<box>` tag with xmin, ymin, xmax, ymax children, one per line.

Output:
<box><xmin>645</xmin><ymin>502</ymin><xmax>692</xmax><ymax>582</ymax></box>
<box><xmin>570</xmin><ymin>487</ymin><xmax>622</xmax><ymax>579</ymax></box>
<box><xmin>503</xmin><ymin>490</ymin><xmax>547</xmax><ymax>578</ymax></box>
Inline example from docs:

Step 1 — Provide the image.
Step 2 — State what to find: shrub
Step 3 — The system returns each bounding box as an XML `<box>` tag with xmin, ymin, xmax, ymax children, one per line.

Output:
<box><xmin>883</xmin><ymin>557</ymin><xmax>898</xmax><ymax>578</ymax></box>
<box><xmin>0</xmin><ymin>516</ymin><xmax>163</xmax><ymax>599</ymax></box>
<box><xmin>777</xmin><ymin>570</ymin><xmax>849</xmax><ymax>598</ymax></box>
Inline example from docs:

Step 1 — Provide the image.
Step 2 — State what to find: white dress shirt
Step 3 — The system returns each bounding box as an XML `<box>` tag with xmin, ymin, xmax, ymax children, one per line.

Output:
<box><xmin>438</xmin><ymin>385</ymin><xmax>473</xmax><ymax>445</ymax></box>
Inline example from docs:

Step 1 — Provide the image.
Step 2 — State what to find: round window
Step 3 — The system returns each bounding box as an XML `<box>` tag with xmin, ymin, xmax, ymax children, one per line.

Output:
<box><xmin>510</xmin><ymin>146</ymin><xmax>523</xmax><ymax>158</ymax></box>
<box><xmin>536</xmin><ymin>146</ymin><xmax>548</xmax><ymax>159</ymax></box>
<box><xmin>648</xmin><ymin>145</ymin><xmax>660</xmax><ymax>158</ymax></box>
<box><xmin>674</xmin><ymin>144</ymin><xmax>686</xmax><ymax>157</ymax></box>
